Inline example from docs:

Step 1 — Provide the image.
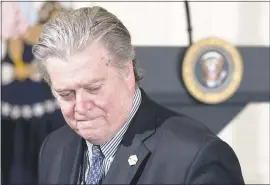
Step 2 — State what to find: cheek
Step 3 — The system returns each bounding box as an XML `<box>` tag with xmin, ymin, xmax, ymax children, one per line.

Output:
<box><xmin>102</xmin><ymin>88</ymin><xmax>128</xmax><ymax>115</ymax></box>
<box><xmin>58</xmin><ymin>100</ymin><xmax>74</xmax><ymax>119</ymax></box>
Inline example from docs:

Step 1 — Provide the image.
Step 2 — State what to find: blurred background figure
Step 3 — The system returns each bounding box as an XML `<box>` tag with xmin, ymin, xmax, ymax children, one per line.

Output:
<box><xmin>1</xmin><ymin>2</ymin><xmax>28</xmax><ymax>39</ymax></box>
<box><xmin>1</xmin><ymin>1</ymin><xmax>72</xmax><ymax>184</ymax></box>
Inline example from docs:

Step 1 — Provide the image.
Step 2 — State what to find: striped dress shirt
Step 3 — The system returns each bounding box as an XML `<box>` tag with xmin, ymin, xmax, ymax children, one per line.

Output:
<box><xmin>81</xmin><ymin>87</ymin><xmax>142</xmax><ymax>184</ymax></box>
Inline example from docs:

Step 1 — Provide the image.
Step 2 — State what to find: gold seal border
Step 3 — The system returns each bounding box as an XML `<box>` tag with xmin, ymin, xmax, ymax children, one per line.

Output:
<box><xmin>182</xmin><ymin>37</ymin><xmax>243</xmax><ymax>104</ymax></box>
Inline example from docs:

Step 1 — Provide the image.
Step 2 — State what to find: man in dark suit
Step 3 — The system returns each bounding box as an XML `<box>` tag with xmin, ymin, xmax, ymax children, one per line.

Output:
<box><xmin>33</xmin><ymin>6</ymin><xmax>244</xmax><ymax>185</ymax></box>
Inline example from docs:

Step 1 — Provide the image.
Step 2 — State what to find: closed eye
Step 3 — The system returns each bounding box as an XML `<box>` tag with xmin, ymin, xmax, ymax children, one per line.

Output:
<box><xmin>58</xmin><ymin>91</ymin><xmax>74</xmax><ymax>98</ymax></box>
<box><xmin>59</xmin><ymin>92</ymin><xmax>71</xmax><ymax>97</ymax></box>
<box><xmin>85</xmin><ymin>85</ymin><xmax>102</xmax><ymax>94</ymax></box>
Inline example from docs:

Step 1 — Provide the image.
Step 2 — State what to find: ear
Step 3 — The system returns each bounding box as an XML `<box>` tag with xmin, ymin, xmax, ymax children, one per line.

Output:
<box><xmin>125</xmin><ymin>61</ymin><xmax>135</xmax><ymax>80</ymax></box>
<box><xmin>124</xmin><ymin>61</ymin><xmax>136</xmax><ymax>90</ymax></box>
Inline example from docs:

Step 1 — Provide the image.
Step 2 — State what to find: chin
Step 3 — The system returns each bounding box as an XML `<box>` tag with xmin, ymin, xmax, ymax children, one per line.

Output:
<box><xmin>86</xmin><ymin>131</ymin><xmax>111</xmax><ymax>145</ymax></box>
<box><xmin>86</xmin><ymin>137</ymin><xmax>107</xmax><ymax>145</ymax></box>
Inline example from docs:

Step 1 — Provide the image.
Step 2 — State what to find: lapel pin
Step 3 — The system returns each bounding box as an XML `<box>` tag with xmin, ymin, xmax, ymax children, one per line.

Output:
<box><xmin>128</xmin><ymin>155</ymin><xmax>138</xmax><ymax>166</ymax></box>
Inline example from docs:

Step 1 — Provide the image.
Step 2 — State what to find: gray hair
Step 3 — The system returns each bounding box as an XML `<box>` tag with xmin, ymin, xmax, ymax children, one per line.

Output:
<box><xmin>32</xmin><ymin>6</ymin><xmax>143</xmax><ymax>85</ymax></box>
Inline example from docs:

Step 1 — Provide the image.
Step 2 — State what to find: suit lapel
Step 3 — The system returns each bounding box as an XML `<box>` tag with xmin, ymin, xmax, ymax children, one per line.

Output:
<box><xmin>59</xmin><ymin>133</ymin><xmax>84</xmax><ymax>184</ymax></box>
<box><xmin>102</xmin><ymin>89</ymin><xmax>158</xmax><ymax>184</ymax></box>
<box><xmin>102</xmin><ymin>137</ymin><xmax>150</xmax><ymax>184</ymax></box>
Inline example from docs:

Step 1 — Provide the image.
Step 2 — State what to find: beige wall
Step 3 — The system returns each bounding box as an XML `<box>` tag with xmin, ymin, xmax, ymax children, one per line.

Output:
<box><xmin>72</xmin><ymin>1</ymin><xmax>269</xmax><ymax>46</ymax></box>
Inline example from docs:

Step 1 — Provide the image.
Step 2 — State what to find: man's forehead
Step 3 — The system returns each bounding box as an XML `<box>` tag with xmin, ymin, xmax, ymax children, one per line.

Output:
<box><xmin>80</xmin><ymin>42</ymin><xmax>111</xmax><ymax>60</ymax></box>
<box><xmin>46</xmin><ymin>47</ymin><xmax>111</xmax><ymax>68</ymax></box>
<box><xmin>46</xmin><ymin>44</ymin><xmax>111</xmax><ymax>91</ymax></box>
<box><xmin>52</xmin><ymin>77</ymin><xmax>106</xmax><ymax>92</ymax></box>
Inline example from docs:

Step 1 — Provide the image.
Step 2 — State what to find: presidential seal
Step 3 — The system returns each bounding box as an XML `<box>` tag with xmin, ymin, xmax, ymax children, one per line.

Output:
<box><xmin>182</xmin><ymin>37</ymin><xmax>243</xmax><ymax>104</ymax></box>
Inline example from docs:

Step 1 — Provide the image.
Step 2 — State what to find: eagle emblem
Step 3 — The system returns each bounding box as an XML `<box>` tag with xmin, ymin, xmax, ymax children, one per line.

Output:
<box><xmin>200</xmin><ymin>51</ymin><xmax>227</xmax><ymax>88</ymax></box>
<box><xmin>182</xmin><ymin>37</ymin><xmax>243</xmax><ymax>104</ymax></box>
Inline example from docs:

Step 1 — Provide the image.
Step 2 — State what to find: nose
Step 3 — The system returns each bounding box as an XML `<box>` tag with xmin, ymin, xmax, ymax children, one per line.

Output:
<box><xmin>74</xmin><ymin>91</ymin><xmax>94</xmax><ymax>115</ymax></box>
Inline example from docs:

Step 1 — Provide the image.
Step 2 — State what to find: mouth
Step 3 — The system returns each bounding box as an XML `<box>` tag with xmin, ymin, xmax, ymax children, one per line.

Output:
<box><xmin>75</xmin><ymin>116</ymin><xmax>105</xmax><ymax>128</ymax></box>
<box><xmin>74</xmin><ymin>114</ymin><xmax>102</xmax><ymax>121</ymax></box>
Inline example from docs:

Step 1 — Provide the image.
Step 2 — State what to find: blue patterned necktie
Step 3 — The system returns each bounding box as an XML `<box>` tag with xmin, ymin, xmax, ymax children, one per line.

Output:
<box><xmin>86</xmin><ymin>145</ymin><xmax>104</xmax><ymax>185</ymax></box>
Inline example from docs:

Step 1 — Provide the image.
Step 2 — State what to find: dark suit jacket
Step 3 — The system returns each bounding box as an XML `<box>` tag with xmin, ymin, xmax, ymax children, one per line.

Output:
<box><xmin>39</xmin><ymin>89</ymin><xmax>245</xmax><ymax>184</ymax></box>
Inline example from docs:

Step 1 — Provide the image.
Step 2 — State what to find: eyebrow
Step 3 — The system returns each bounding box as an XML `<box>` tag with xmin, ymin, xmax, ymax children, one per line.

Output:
<box><xmin>84</xmin><ymin>78</ymin><xmax>105</xmax><ymax>87</ymax></box>
<box><xmin>53</xmin><ymin>78</ymin><xmax>105</xmax><ymax>92</ymax></box>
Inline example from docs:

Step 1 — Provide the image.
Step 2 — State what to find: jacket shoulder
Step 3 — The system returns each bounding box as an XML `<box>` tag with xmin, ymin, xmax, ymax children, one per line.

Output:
<box><xmin>162</xmin><ymin>116</ymin><xmax>218</xmax><ymax>145</ymax></box>
<box><xmin>38</xmin><ymin>125</ymin><xmax>75</xmax><ymax>183</ymax></box>
<box><xmin>154</xmin><ymin>104</ymin><xmax>220</xmax><ymax>149</ymax></box>
<box><xmin>39</xmin><ymin>125</ymin><xmax>77</xmax><ymax>163</ymax></box>
<box><xmin>42</xmin><ymin>125</ymin><xmax>77</xmax><ymax>151</ymax></box>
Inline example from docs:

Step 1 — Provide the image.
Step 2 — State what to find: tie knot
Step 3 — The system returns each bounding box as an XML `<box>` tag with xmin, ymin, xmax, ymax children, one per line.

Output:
<box><xmin>92</xmin><ymin>145</ymin><xmax>104</xmax><ymax>159</ymax></box>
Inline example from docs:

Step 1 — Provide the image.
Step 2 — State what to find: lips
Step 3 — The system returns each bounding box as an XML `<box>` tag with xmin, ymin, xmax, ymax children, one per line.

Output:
<box><xmin>76</xmin><ymin>116</ymin><xmax>106</xmax><ymax>130</ymax></box>
<box><xmin>74</xmin><ymin>114</ymin><xmax>101</xmax><ymax>121</ymax></box>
